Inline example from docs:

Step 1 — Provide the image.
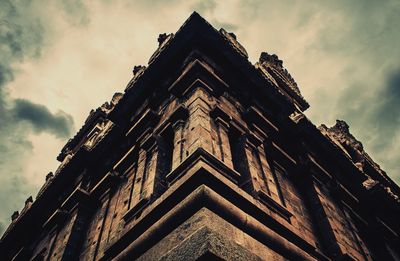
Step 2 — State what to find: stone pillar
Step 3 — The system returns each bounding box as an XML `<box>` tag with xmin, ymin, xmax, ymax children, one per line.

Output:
<box><xmin>127</xmin><ymin>134</ymin><xmax>166</xmax><ymax>218</ymax></box>
<box><xmin>305</xmin><ymin>179</ymin><xmax>344</xmax><ymax>259</ymax></box>
<box><xmin>256</xmin><ymin>144</ymin><xmax>282</xmax><ymax>203</ymax></box>
<box><xmin>172</xmin><ymin>120</ymin><xmax>186</xmax><ymax>170</ymax></box>
<box><xmin>130</xmin><ymin>147</ymin><xmax>148</xmax><ymax>208</ymax></box>
<box><xmin>185</xmin><ymin>88</ymin><xmax>214</xmax><ymax>156</ymax></box>
<box><xmin>214</xmin><ymin>117</ymin><xmax>233</xmax><ymax>169</ymax></box>
<box><xmin>124</xmin><ymin>164</ymin><xmax>137</xmax><ymax>213</ymax></box>
<box><xmin>141</xmin><ymin>137</ymin><xmax>164</xmax><ymax>199</ymax></box>
<box><xmin>242</xmin><ymin>137</ymin><xmax>269</xmax><ymax>195</ymax></box>
<box><xmin>56</xmin><ymin>204</ymin><xmax>91</xmax><ymax>260</ymax></box>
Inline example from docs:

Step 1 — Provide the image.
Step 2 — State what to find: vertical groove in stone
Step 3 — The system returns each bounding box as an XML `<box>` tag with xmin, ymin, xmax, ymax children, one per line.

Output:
<box><xmin>92</xmin><ymin>193</ymin><xmax>111</xmax><ymax>261</ymax></box>
<box><xmin>131</xmin><ymin>148</ymin><xmax>148</xmax><ymax>207</ymax></box>
<box><xmin>215</xmin><ymin>118</ymin><xmax>233</xmax><ymax>169</ymax></box>
<box><xmin>172</xmin><ymin>120</ymin><xmax>186</xmax><ymax>170</ymax></box>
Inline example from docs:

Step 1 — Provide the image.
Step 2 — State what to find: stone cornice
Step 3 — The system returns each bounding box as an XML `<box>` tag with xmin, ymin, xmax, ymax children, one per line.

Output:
<box><xmin>101</xmin><ymin>152</ymin><xmax>327</xmax><ymax>261</ymax></box>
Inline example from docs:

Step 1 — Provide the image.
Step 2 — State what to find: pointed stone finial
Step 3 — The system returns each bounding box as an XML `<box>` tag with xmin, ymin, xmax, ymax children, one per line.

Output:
<box><xmin>11</xmin><ymin>211</ymin><xmax>19</xmax><ymax>221</ymax></box>
<box><xmin>333</xmin><ymin>119</ymin><xmax>350</xmax><ymax>132</ymax></box>
<box><xmin>259</xmin><ymin>52</ymin><xmax>283</xmax><ymax>67</ymax></box>
<box><xmin>25</xmin><ymin>196</ymin><xmax>33</xmax><ymax>206</ymax></box>
<box><xmin>158</xmin><ymin>33</ymin><xmax>168</xmax><ymax>46</ymax></box>
<box><xmin>46</xmin><ymin>172</ymin><xmax>54</xmax><ymax>181</ymax></box>
<box><xmin>111</xmin><ymin>92</ymin><xmax>123</xmax><ymax>106</ymax></box>
<box><xmin>132</xmin><ymin>65</ymin><xmax>146</xmax><ymax>76</ymax></box>
<box><xmin>220</xmin><ymin>28</ymin><xmax>248</xmax><ymax>58</ymax></box>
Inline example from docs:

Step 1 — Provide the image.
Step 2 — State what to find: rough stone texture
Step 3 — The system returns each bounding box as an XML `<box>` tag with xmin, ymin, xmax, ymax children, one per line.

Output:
<box><xmin>1</xmin><ymin>12</ymin><xmax>399</xmax><ymax>261</ymax></box>
<box><xmin>139</xmin><ymin>208</ymin><xmax>279</xmax><ymax>261</ymax></box>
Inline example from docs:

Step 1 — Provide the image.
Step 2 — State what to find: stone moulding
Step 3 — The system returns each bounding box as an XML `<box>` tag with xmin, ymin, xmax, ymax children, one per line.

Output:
<box><xmin>219</xmin><ymin>28</ymin><xmax>249</xmax><ymax>59</ymax></box>
<box><xmin>101</xmin><ymin>148</ymin><xmax>327</xmax><ymax>261</ymax></box>
<box><xmin>166</xmin><ymin>148</ymin><xmax>241</xmax><ymax>184</ymax></box>
<box><xmin>169</xmin><ymin>59</ymin><xmax>228</xmax><ymax>97</ymax></box>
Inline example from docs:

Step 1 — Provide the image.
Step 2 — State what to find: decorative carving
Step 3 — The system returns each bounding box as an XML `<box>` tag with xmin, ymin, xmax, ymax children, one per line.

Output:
<box><xmin>99</xmin><ymin>92</ymin><xmax>123</xmax><ymax>114</ymax></box>
<box><xmin>55</xmin><ymin>152</ymin><xmax>73</xmax><ymax>175</ymax></box>
<box><xmin>132</xmin><ymin>65</ymin><xmax>146</xmax><ymax>77</ymax></box>
<box><xmin>126</xmin><ymin>66</ymin><xmax>146</xmax><ymax>91</ymax></box>
<box><xmin>319</xmin><ymin>120</ymin><xmax>394</xmax><ymax>190</ymax></box>
<box><xmin>25</xmin><ymin>196</ymin><xmax>33</xmax><ymax>206</ymax></box>
<box><xmin>289</xmin><ymin>110</ymin><xmax>305</xmax><ymax>124</ymax></box>
<box><xmin>148</xmin><ymin>33</ymin><xmax>174</xmax><ymax>64</ymax></box>
<box><xmin>11</xmin><ymin>211</ymin><xmax>19</xmax><ymax>221</ymax></box>
<box><xmin>363</xmin><ymin>177</ymin><xmax>400</xmax><ymax>203</ymax></box>
<box><xmin>158</xmin><ymin>33</ymin><xmax>169</xmax><ymax>46</ymax></box>
<box><xmin>45</xmin><ymin>172</ymin><xmax>54</xmax><ymax>181</ymax></box>
<box><xmin>58</xmin><ymin>92</ymin><xmax>121</xmax><ymax>161</ymax></box>
<box><xmin>384</xmin><ymin>186</ymin><xmax>399</xmax><ymax>202</ymax></box>
<box><xmin>258</xmin><ymin>52</ymin><xmax>302</xmax><ymax>97</ymax></box>
<box><xmin>362</xmin><ymin>176</ymin><xmax>379</xmax><ymax>190</ymax></box>
<box><xmin>219</xmin><ymin>28</ymin><xmax>248</xmax><ymax>58</ymax></box>
<box><xmin>83</xmin><ymin>120</ymin><xmax>114</xmax><ymax>151</ymax></box>
<box><xmin>18</xmin><ymin>196</ymin><xmax>34</xmax><ymax>217</ymax></box>
<box><xmin>110</xmin><ymin>92</ymin><xmax>123</xmax><ymax>107</ymax></box>
<box><xmin>319</xmin><ymin>120</ymin><xmax>364</xmax><ymax>166</ymax></box>
<box><xmin>36</xmin><ymin>172</ymin><xmax>55</xmax><ymax>199</ymax></box>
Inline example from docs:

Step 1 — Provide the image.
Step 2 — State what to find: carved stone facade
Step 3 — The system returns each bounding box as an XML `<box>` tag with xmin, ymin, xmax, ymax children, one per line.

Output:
<box><xmin>1</xmin><ymin>12</ymin><xmax>399</xmax><ymax>261</ymax></box>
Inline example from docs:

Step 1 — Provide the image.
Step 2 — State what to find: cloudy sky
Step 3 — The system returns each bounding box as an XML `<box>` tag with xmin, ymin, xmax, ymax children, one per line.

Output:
<box><xmin>0</xmin><ymin>0</ymin><xmax>399</xmax><ymax>235</ymax></box>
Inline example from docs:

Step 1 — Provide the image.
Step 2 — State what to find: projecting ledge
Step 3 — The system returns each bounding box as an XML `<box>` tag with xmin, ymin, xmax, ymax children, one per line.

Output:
<box><xmin>166</xmin><ymin>147</ymin><xmax>241</xmax><ymax>184</ymax></box>
<box><xmin>141</xmin><ymin>221</ymin><xmax>265</xmax><ymax>261</ymax></box>
<box><xmin>101</xmin><ymin>157</ymin><xmax>326</xmax><ymax>261</ymax></box>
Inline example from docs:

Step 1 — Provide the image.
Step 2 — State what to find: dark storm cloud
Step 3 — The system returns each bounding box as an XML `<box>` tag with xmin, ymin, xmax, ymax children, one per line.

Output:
<box><xmin>370</xmin><ymin>70</ymin><xmax>400</xmax><ymax>147</ymax></box>
<box><xmin>0</xmin><ymin>0</ymin><xmax>74</xmax><ymax>148</ymax></box>
<box><xmin>337</xmin><ymin>69</ymin><xmax>400</xmax><ymax>179</ymax></box>
<box><xmin>244</xmin><ymin>0</ymin><xmax>400</xmax><ymax>183</ymax></box>
<box><xmin>312</xmin><ymin>0</ymin><xmax>400</xmax><ymax>183</ymax></box>
<box><xmin>0</xmin><ymin>0</ymin><xmax>89</xmax><ymax>235</ymax></box>
<box><xmin>11</xmin><ymin>99</ymin><xmax>74</xmax><ymax>138</ymax></box>
<box><xmin>338</xmin><ymin>69</ymin><xmax>400</xmax><ymax>135</ymax></box>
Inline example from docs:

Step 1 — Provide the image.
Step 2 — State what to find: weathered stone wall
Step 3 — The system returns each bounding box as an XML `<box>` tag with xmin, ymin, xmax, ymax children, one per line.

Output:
<box><xmin>2</xmin><ymin>12</ymin><xmax>399</xmax><ymax>261</ymax></box>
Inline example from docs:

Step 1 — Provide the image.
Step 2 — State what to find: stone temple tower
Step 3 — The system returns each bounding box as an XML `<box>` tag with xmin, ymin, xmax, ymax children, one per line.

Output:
<box><xmin>1</xmin><ymin>12</ymin><xmax>399</xmax><ymax>261</ymax></box>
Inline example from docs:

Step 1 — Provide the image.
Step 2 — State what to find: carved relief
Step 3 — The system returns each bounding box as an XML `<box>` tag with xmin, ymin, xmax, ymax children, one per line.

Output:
<box><xmin>319</xmin><ymin>120</ymin><xmax>385</xmax><ymax>176</ymax></box>
<box><xmin>219</xmin><ymin>28</ymin><xmax>248</xmax><ymax>58</ymax></box>
<box><xmin>125</xmin><ymin>66</ymin><xmax>146</xmax><ymax>91</ymax></box>
<box><xmin>289</xmin><ymin>110</ymin><xmax>305</xmax><ymax>124</ymax></box>
<box><xmin>83</xmin><ymin>120</ymin><xmax>114</xmax><ymax>151</ymax></box>
<box><xmin>55</xmin><ymin>152</ymin><xmax>73</xmax><ymax>175</ymax></box>
<box><xmin>57</xmin><ymin>92</ymin><xmax>121</xmax><ymax>162</ymax></box>
<box><xmin>258</xmin><ymin>52</ymin><xmax>301</xmax><ymax>96</ymax></box>
<box><xmin>148</xmin><ymin>33</ymin><xmax>174</xmax><ymax>64</ymax></box>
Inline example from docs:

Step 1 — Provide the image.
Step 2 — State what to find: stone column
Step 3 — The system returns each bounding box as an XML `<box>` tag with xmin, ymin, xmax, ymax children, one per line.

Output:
<box><xmin>256</xmin><ymin>143</ymin><xmax>282</xmax><ymax>204</ymax></box>
<box><xmin>79</xmin><ymin>192</ymin><xmax>110</xmax><ymax>261</ymax></box>
<box><xmin>185</xmin><ymin>88</ymin><xmax>214</xmax><ymax>156</ymax></box>
<box><xmin>130</xmin><ymin>147</ymin><xmax>148</xmax><ymax>208</ymax></box>
<box><xmin>214</xmin><ymin>117</ymin><xmax>233</xmax><ymax>169</ymax></box>
<box><xmin>127</xmin><ymin>135</ymin><xmax>166</xmax><ymax>217</ymax></box>
<box><xmin>172</xmin><ymin>120</ymin><xmax>186</xmax><ymax>170</ymax></box>
<box><xmin>242</xmin><ymin>136</ymin><xmax>269</xmax><ymax>195</ymax></box>
<box><xmin>58</xmin><ymin>203</ymin><xmax>92</xmax><ymax>260</ymax></box>
<box><xmin>305</xmin><ymin>179</ymin><xmax>344</xmax><ymax>259</ymax></box>
<box><xmin>141</xmin><ymin>138</ymin><xmax>165</xmax><ymax>199</ymax></box>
